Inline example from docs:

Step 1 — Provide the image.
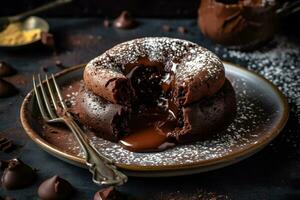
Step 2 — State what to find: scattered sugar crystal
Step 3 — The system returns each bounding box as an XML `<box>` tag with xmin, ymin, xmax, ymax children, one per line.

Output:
<box><xmin>215</xmin><ymin>36</ymin><xmax>300</xmax><ymax>152</ymax></box>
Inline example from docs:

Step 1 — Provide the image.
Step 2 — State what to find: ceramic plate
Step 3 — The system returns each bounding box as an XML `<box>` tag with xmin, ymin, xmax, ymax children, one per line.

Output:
<box><xmin>20</xmin><ymin>62</ymin><xmax>289</xmax><ymax>177</ymax></box>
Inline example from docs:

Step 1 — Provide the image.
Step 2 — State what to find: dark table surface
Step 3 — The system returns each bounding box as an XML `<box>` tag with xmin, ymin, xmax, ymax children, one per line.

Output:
<box><xmin>0</xmin><ymin>18</ymin><xmax>299</xmax><ymax>200</ymax></box>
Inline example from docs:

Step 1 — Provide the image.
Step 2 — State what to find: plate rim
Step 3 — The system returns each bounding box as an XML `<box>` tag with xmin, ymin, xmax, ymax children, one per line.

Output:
<box><xmin>20</xmin><ymin>61</ymin><xmax>289</xmax><ymax>172</ymax></box>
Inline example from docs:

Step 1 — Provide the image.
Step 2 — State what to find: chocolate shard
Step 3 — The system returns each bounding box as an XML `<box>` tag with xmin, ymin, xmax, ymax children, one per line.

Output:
<box><xmin>94</xmin><ymin>187</ymin><xmax>124</xmax><ymax>200</ymax></box>
<box><xmin>0</xmin><ymin>61</ymin><xmax>17</xmax><ymax>77</ymax></box>
<box><xmin>113</xmin><ymin>11</ymin><xmax>137</xmax><ymax>29</ymax></box>
<box><xmin>38</xmin><ymin>175</ymin><xmax>74</xmax><ymax>200</ymax></box>
<box><xmin>0</xmin><ymin>79</ymin><xmax>18</xmax><ymax>98</ymax></box>
<box><xmin>1</xmin><ymin>158</ymin><xmax>37</xmax><ymax>190</ymax></box>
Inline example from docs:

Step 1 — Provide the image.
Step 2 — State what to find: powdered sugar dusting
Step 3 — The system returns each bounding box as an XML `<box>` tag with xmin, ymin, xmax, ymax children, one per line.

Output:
<box><xmin>66</xmin><ymin>69</ymin><xmax>278</xmax><ymax>167</ymax></box>
<box><xmin>215</xmin><ymin>36</ymin><xmax>300</xmax><ymax>121</ymax></box>
<box><xmin>86</xmin><ymin>37</ymin><xmax>223</xmax><ymax>87</ymax></box>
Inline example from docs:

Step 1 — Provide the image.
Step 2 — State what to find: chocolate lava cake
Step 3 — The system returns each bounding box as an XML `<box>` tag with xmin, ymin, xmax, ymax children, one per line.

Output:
<box><xmin>72</xmin><ymin>37</ymin><xmax>236</xmax><ymax>152</ymax></box>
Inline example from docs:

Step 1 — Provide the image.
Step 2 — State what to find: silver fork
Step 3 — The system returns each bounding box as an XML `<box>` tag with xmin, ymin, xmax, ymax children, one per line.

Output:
<box><xmin>33</xmin><ymin>74</ymin><xmax>128</xmax><ymax>186</ymax></box>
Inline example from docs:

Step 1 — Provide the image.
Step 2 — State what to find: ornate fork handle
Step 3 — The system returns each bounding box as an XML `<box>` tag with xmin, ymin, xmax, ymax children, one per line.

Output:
<box><xmin>62</xmin><ymin>114</ymin><xmax>128</xmax><ymax>186</ymax></box>
<box><xmin>33</xmin><ymin>74</ymin><xmax>127</xmax><ymax>186</ymax></box>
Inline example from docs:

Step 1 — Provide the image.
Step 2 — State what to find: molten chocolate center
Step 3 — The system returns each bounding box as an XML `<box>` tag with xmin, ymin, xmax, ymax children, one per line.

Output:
<box><xmin>120</xmin><ymin>106</ymin><xmax>176</xmax><ymax>152</ymax></box>
<box><xmin>119</xmin><ymin>65</ymin><xmax>179</xmax><ymax>152</ymax></box>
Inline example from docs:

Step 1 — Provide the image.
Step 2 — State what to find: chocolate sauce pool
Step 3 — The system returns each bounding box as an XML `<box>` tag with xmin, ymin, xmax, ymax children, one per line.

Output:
<box><xmin>120</xmin><ymin>107</ymin><xmax>176</xmax><ymax>152</ymax></box>
<box><xmin>120</xmin><ymin>127</ymin><xmax>174</xmax><ymax>152</ymax></box>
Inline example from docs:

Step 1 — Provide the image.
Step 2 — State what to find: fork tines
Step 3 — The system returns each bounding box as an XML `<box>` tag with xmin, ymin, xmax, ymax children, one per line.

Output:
<box><xmin>33</xmin><ymin>74</ymin><xmax>67</xmax><ymax>122</ymax></box>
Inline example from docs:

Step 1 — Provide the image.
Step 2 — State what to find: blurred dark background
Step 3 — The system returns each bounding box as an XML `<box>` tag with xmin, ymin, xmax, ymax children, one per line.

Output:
<box><xmin>0</xmin><ymin>0</ymin><xmax>200</xmax><ymax>18</ymax></box>
<box><xmin>1</xmin><ymin>0</ymin><xmax>298</xmax><ymax>34</ymax></box>
<box><xmin>0</xmin><ymin>0</ymin><xmax>297</xmax><ymax>18</ymax></box>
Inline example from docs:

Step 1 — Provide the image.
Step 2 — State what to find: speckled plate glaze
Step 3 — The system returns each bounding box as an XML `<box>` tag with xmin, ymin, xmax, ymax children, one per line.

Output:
<box><xmin>20</xmin><ymin>62</ymin><xmax>288</xmax><ymax>177</ymax></box>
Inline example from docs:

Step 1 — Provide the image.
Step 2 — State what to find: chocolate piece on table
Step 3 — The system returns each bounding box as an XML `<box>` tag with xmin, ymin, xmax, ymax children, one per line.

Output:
<box><xmin>0</xmin><ymin>79</ymin><xmax>18</xmax><ymax>98</ymax></box>
<box><xmin>0</xmin><ymin>61</ymin><xmax>17</xmax><ymax>77</ymax></box>
<box><xmin>38</xmin><ymin>175</ymin><xmax>74</xmax><ymax>200</ymax></box>
<box><xmin>0</xmin><ymin>158</ymin><xmax>36</xmax><ymax>190</ymax></box>
<box><xmin>113</xmin><ymin>11</ymin><xmax>137</xmax><ymax>29</ymax></box>
<box><xmin>94</xmin><ymin>187</ymin><xmax>124</xmax><ymax>200</ymax></box>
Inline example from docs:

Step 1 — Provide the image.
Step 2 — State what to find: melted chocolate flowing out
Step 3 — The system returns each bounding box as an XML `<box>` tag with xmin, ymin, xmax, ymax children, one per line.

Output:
<box><xmin>38</xmin><ymin>175</ymin><xmax>73</xmax><ymax>200</ymax></box>
<box><xmin>119</xmin><ymin>106</ymin><xmax>176</xmax><ymax>152</ymax></box>
<box><xmin>0</xmin><ymin>61</ymin><xmax>17</xmax><ymax>77</ymax></box>
<box><xmin>0</xmin><ymin>158</ymin><xmax>36</xmax><ymax>190</ymax></box>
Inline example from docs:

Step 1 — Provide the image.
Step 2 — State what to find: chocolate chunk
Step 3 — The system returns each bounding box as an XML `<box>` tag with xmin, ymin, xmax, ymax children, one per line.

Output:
<box><xmin>113</xmin><ymin>11</ymin><xmax>136</xmax><ymax>29</ymax></box>
<box><xmin>162</xmin><ymin>25</ymin><xmax>172</xmax><ymax>32</ymax></box>
<box><xmin>1</xmin><ymin>158</ymin><xmax>36</xmax><ymax>190</ymax></box>
<box><xmin>103</xmin><ymin>19</ymin><xmax>111</xmax><ymax>28</ymax></box>
<box><xmin>41</xmin><ymin>32</ymin><xmax>55</xmax><ymax>47</ymax></box>
<box><xmin>0</xmin><ymin>79</ymin><xmax>18</xmax><ymax>98</ymax></box>
<box><xmin>38</xmin><ymin>175</ymin><xmax>74</xmax><ymax>200</ymax></box>
<box><xmin>94</xmin><ymin>187</ymin><xmax>123</xmax><ymax>200</ymax></box>
<box><xmin>177</xmin><ymin>26</ymin><xmax>188</xmax><ymax>34</ymax></box>
<box><xmin>0</xmin><ymin>61</ymin><xmax>17</xmax><ymax>77</ymax></box>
